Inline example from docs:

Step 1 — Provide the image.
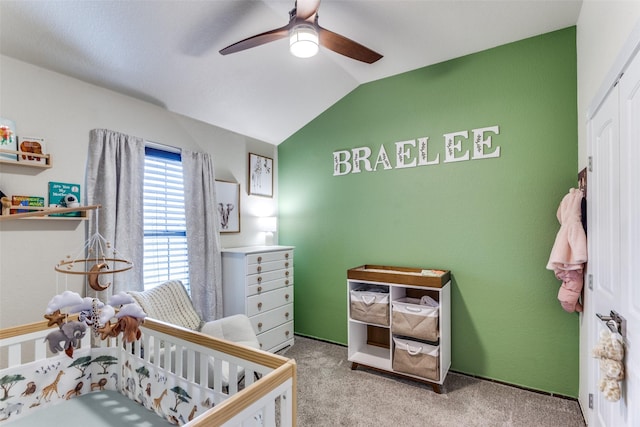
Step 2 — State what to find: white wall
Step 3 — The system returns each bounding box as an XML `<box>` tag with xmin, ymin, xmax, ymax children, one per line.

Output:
<box><xmin>576</xmin><ymin>1</ymin><xmax>640</xmax><ymax>419</ymax></box>
<box><xmin>0</xmin><ymin>56</ymin><xmax>277</xmax><ymax>329</ymax></box>
<box><xmin>577</xmin><ymin>1</ymin><xmax>640</xmax><ymax>168</ymax></box>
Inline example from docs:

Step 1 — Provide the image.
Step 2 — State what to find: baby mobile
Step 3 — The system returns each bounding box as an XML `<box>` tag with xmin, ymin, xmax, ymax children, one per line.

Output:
<box><xmin>44</xmin><ymin>208</ymin><xmax>146</xmax><ymax>357</ymax></box>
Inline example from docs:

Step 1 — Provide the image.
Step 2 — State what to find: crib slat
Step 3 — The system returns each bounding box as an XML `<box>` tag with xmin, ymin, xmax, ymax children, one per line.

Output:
<box><xmin>199</xmin><ymin>355</ymin><xmax>209</xmax><ymax>388</ymax></box>
<box><xmin>280</xmin><ymin>388</ymin><xmax>293</xmax><ymax>427</ymax></box>
<box><xmin>213</xmin><ymin>357</ymin><xmax>223</xmax><ymax>392</ymax></box>
<box><xmin>186</xmin><ymin>348</ymin><xmax>195</xmax><ymax>382</ymax></box>
<box><xmin>228</xmin><ymin>363</ymin><xmax>238</xmax><ymax>395</ymax></box>
<box><xmin>264</xmin><ymin>398</ymin><xmax>276</xmax><ymax>426</ymax></box>
<box><xmin>153</xmin><ymin>337</ymin><xmax>162</xmax><ymax>369</ymax></box>
<box><xmin>245</xmin><ymin>368</ymin><xmax>255</xmax><ymax>387</ymax></box>
<box><xmin>7</xmin><ymin>343</ymin><xmax>21</xmax><ymax>367</ymax></box>
<box><xmin>34</xmin><ymin>340</ymin><xmax>47</xmax><ymax>360</ymax></box>
<box><xmin>133</xmin><ymin>337</ymin><xmax>142</xmax><ymax>356</ymax></box>
<box><xmin>142</xmin><ymin>334</ymin><xmax>151</xmax><ymax>361</ymax></box>
<box><xmin>174</xmin><ymin>343</ymin><xmax>183</xmax><ymax>375</ymax></box>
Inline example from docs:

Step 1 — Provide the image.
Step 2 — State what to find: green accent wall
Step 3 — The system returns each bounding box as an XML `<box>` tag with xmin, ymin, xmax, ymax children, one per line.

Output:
<box><xmin>279</xmin><ymin>27</ymin><xmax>578</xmax><ymax>396</ymax></box>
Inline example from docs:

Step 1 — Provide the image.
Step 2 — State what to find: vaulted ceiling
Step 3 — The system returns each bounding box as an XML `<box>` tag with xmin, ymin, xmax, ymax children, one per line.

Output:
<box><xmin>0</xmin><ymin>1</ymin><xmax>582</xmax><ymax>145</ymax></box>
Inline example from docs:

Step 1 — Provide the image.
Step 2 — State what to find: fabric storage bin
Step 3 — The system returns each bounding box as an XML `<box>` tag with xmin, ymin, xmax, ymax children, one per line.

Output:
<box><xmin>391</xmin><ymin>297</ymin><xmax>439</xmax><ymax>341</ymax></box>
<box><xmin>350</xmin><ymin>285</ymin><xmax>389</xmax><ymax>326</ymax></box>
<box><xmin>392</xmin><ymin>336</ymin><xmax>439</xmax><ymax>380</ymax></box>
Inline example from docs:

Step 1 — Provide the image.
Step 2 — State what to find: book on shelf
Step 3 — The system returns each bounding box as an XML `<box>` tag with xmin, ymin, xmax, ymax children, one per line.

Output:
<box><xmin>48</xmin><ymin>182</ymin><xmax>81</xmax><ymax>217</ymax></box>
<box><xmin>10</xmin><ymin>195</ymin><xmax>45</xmax><ymax>214</ymax></box>
<box><xmin>18</xmin><ymin>136</ymin><xmax>47</xmax><ymax>164</ymax></box>
<box><xmin>0</xmin><ymin>118</ymin><xmax>18</xmax><ymax>161</ymax></box>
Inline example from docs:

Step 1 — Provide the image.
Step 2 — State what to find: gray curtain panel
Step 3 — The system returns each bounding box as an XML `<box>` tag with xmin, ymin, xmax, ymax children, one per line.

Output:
<box><xmin>85</xmin><ymin>129</ymin><xmax>145</xmax><ymax>296</ymax></box>
<box><xmin>181</xmin><ymin>149</ymin><xmax>222</xmax><ymax>321</ymax></box>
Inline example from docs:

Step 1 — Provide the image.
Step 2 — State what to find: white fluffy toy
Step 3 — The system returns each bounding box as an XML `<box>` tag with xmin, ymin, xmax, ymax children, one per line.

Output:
<box><xmin>592</xmin><ymin>329</ymin><xmax>625</xmax><ymax>402</ymax></box>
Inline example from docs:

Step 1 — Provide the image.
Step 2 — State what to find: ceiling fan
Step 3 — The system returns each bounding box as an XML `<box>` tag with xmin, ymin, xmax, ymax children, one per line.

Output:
<box><xmin>219</xmin><ymin>0</ymin><xmax>382</xmax><ymax>64</ymax></box>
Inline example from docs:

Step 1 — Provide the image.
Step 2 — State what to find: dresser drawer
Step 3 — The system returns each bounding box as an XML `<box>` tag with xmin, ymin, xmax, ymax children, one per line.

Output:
<box><xmin>247</xmin><ymin>250</ymin><xmax>293</xmax><ymax>266</ymax></box>
<box><xmin>248</xmin><ymin>274</ymin><xmax>293</xmax><ymax>296</ymax></box>
<box><xmin>257</xmin><ymin>321</ymin><xmax>294</xmax><ymax>352</ymax></box>
<box><xmin>246</xmin><ymin>268</ymin><xmax>293</xmax><ymax>288</ymax></box>
<box><xmin>247</xmin><ymin>287</ymin><xmax>293</xmax><ymax>317</ymax></box>
<box><xmin>246</xmin><ymin>258</ymin><xmax>293</xmax><ymax>275</ymax></box>
<box><xmin>250</xmin><ymin>303</ymin><xmax>293</xmax><ymax>335</ymax></box>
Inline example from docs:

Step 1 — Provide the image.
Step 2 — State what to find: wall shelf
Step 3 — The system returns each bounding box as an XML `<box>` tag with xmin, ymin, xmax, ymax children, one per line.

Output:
<box><xmin>0</xmin><ymin>200</ymin><xmax>99</xmax><ymax>221</ymax></box>
<box><xmin>0</xmin><ymin>148</ymin><xmax>52</xmax><ymax>169</ymax></box>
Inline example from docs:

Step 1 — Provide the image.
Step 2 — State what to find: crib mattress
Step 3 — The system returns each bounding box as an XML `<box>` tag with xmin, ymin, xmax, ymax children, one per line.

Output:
<box><xmin>4</xmin><ymin>390</ymin><xmax>174</xmax><ymax>427</ymax></box>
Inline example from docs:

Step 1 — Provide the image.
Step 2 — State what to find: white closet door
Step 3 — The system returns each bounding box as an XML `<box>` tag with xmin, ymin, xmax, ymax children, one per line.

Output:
<box><xmin>589</xmin><ymin>81</ymin><xmax>621</xmax><ymax>427</ymax></box>
<box><xmin>618</xmin><ymin>46</ymin><xmax>640</xmax><ymax>427</ymax></box>
<box><xmin>588</xmin><ymin>46</ymin><xmax>640</xmax><ymax>427</ymax></box>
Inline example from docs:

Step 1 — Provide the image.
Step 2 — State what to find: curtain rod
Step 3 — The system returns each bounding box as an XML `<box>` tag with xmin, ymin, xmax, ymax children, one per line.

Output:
<box><xmin>145</xmin><ymin>140</ymin><xmax>182</xmax><ymax>154</ymax></box>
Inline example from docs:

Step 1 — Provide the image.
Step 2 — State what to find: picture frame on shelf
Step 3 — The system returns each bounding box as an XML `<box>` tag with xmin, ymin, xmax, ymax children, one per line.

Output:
<box><xmin>248</xmin><ymin>153</ymin><xmax>273</xmax><ymax>197</ymax></box>
<box><xmin>216</xmin><ymin>180</ymin><xmax>240</xmax><ymax>233</ymax></box>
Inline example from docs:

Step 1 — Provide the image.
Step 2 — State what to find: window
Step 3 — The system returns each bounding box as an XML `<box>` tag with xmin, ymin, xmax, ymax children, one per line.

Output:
<box><xmin>143</xmin><ymin>147</ymin><xmax>189</xmax><ymax>292</ymax></box>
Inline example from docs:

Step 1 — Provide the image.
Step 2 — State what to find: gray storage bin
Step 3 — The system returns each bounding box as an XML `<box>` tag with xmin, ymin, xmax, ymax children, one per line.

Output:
<box><xmin>392</xmin><ymin>336</ymin><xmax>439</xmax><ymax>381</ymax></box>
<box><xmin>391</xmin><ymin>297</ymin><xmax>439</xmax><ymax>341</ymax></box>
<box><xmin>350</xmin><ymin>285</ymin><xmax>389</xmax><ymax>326</ymax></box>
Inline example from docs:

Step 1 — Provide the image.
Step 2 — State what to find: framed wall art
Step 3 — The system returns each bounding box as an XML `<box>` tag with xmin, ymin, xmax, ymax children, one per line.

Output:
<box><xmin>248</xmin><ymin>153</ymin><xmax>273</xmax><ymax>197</ymax></box>
<box><xmin>215</xmin><ymin>180</ymin><xmax>240</xmax><ymax>233</ymax></box>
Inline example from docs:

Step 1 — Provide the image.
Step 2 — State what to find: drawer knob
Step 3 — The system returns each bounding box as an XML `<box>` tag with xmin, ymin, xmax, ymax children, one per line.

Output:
<box><xmin>285</xmin><ymin>271</ymin><xmax>290</xmax><ymax>277</ymax></box>
<box><xmin>257</xmin><ymin>266</ymin><xmax>262</xmax><ymax>273</ymax></box>
<box><xmin>257</xmin><ymin>302</ymin><xmax>263</xmax><ymax>310</ymax></box>
<box><xmin>285</xmin><ymin>253</ymin><xmax>289</xmax><ymax>259</ymax></box>
<box><xmin>285</xmin><ymin>312</ymin><xmax>289</xmax><ymax>318</ymax></box>
<box><xmin>285</xmin><ymin>330</ymin><xmax>290</xmax><ymax>336</ymax></box>
<box><xmin>285</xmin><ymin>280</ymin><xmax>290</xmax><ymax>286</ymax></box>
<box><xmin>258</xmin><ymin>322</ymin><xmax>263</xmax><ymax>329</ymax></box>
<box><xmin>257</xmin><ymin>256</ymin><xmax>262</xmax><ymax>263</ymax></box>
<box><xmin>259</xmin><ymin>342</ymin><xmax>263</xmax><ymax>348</ymax></box>
<box><xmin>257</xmin><ymin>286</ymin><xmax>263</xmax><ymax>292</ymax></box>
<box><xmin>285</xmin><ymin>294</ymin><xmax>289</xmax><ymax>300</ymax></box>
<box><xmin>285</xmin><ymin>262</ymin><xmax>289</xmax><ymax>268</ymax></box>
<box><xmin>257</xmin><ymin>276</ymin><xmax>262</xmax><ymax>283</ymax></box>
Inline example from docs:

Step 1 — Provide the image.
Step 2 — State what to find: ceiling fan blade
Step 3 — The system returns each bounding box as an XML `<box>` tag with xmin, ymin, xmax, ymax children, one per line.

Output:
<box><xmin>219</xmin><ymin>24</ymin><xmax>291</xmax><ymax>55</ymax></box>
<box><xmin>317</xmin><ymin>26</ymin><xmax>382</xmax><ymax>64</ymax></box>
<box><xmin>295</xmin><ymin>0</ymin><xmax>321</xmax><ymax>20</ymax></box>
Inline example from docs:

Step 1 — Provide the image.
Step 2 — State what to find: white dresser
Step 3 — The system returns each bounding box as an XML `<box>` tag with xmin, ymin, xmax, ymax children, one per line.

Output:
<box><xmin>221</xmin><ymin>246</ymin><xmax>294</xmax><ymax>352</ymax></box>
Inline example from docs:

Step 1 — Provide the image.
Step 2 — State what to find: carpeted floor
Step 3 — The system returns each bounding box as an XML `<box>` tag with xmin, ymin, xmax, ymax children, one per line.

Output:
<box><xmin>283</xmin><ymin>336</ymin><xmax>586</xmax><ymax>427</ymax></box>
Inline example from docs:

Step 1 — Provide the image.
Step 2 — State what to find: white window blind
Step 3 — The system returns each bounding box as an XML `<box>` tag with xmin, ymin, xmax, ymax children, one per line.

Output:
<box><xmin>143</xmin><ymin>148</ymin><xmax>189</xmax><ymax>292</ymax></box>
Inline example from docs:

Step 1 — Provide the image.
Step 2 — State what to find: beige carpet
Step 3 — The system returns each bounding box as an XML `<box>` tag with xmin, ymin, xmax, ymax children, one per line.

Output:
<box><xmin>284</xmin><ymin>336</ymin><xmax>586</xmax><ymax>427</ymax></box>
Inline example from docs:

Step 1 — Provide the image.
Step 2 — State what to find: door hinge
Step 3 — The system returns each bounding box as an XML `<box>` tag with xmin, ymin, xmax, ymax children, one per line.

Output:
<box><xmin>589</xmin><ymin>393</ymin><xmax>594</xmax><ymax>409</ymax></box>
<box><xmin>588</xmin><ymin>156</ymin><xmax>593</xmax><ymax>172</ymax></box>
<box><xmin>588</xmin><ymin>274</ymin><xmax>593</xmax><ymax>290</ymax></box>
<box><xmin>614</xmin><ymin>72</ymin><xmax>624</xmax><ymax>87</ymax></box>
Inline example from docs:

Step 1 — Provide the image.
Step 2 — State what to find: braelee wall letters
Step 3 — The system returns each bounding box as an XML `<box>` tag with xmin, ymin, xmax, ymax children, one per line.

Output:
<box><xmin>333</xmin><ymin>125</ymin><xmax>501</xmax><ymax>176</ymax></box>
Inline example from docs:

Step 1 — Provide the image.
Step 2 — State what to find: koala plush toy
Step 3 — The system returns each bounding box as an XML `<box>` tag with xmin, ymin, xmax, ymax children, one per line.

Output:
<box><xmin>592</xmin><ymin>330</ymin><xmax>625</xmax><ymax>402</ymax></box>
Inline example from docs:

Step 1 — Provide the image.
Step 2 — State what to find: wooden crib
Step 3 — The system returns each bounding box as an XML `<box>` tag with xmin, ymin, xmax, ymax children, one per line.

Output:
<box><xmin>0</xmin><ymin>317</ymin><xmax>296</xmax><ymax>426</ymax></box>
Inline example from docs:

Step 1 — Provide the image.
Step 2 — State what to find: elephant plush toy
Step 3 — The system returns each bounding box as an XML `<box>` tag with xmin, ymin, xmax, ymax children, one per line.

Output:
<box><xmin>44</xmin><ymin>320</ymin><xmax>87</xmax><ymax>355</ymax></box>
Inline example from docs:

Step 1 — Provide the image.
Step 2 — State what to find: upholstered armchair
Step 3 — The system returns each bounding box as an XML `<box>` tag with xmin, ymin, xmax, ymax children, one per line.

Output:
<box><xmin>128</xmin><ymin>280</ymin><xmax>259</xmax><ymax>349</ymax></box>
<box><xmin>128</xmin><ymin>280</ymin><xmax>260</xmax><ymax>385</ymax></box>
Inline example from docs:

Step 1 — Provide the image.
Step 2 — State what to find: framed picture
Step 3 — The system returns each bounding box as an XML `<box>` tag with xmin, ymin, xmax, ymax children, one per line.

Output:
<box><xmin>215</xmin><ymin>180</ymin><xmax>240</xmax><ymax>233</ymax></box>
<box><xmin>248</xmin><ymin>153</ymin><xmax>273</xmax><ymax>197</ymax></box>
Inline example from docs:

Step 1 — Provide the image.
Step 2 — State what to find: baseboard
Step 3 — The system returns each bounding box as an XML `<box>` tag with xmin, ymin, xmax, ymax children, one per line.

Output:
<box><xmin>293</xmin><ymin>332</ymin><xmax>347</xmax><ymax>347</ymax></box>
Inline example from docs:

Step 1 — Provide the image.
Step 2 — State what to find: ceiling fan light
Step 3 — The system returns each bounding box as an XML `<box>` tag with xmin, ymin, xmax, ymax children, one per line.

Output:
<box><xmin>289</xmin><ymin>24</ymin><xmax>319</xmax><ymax>58</ymax></box>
